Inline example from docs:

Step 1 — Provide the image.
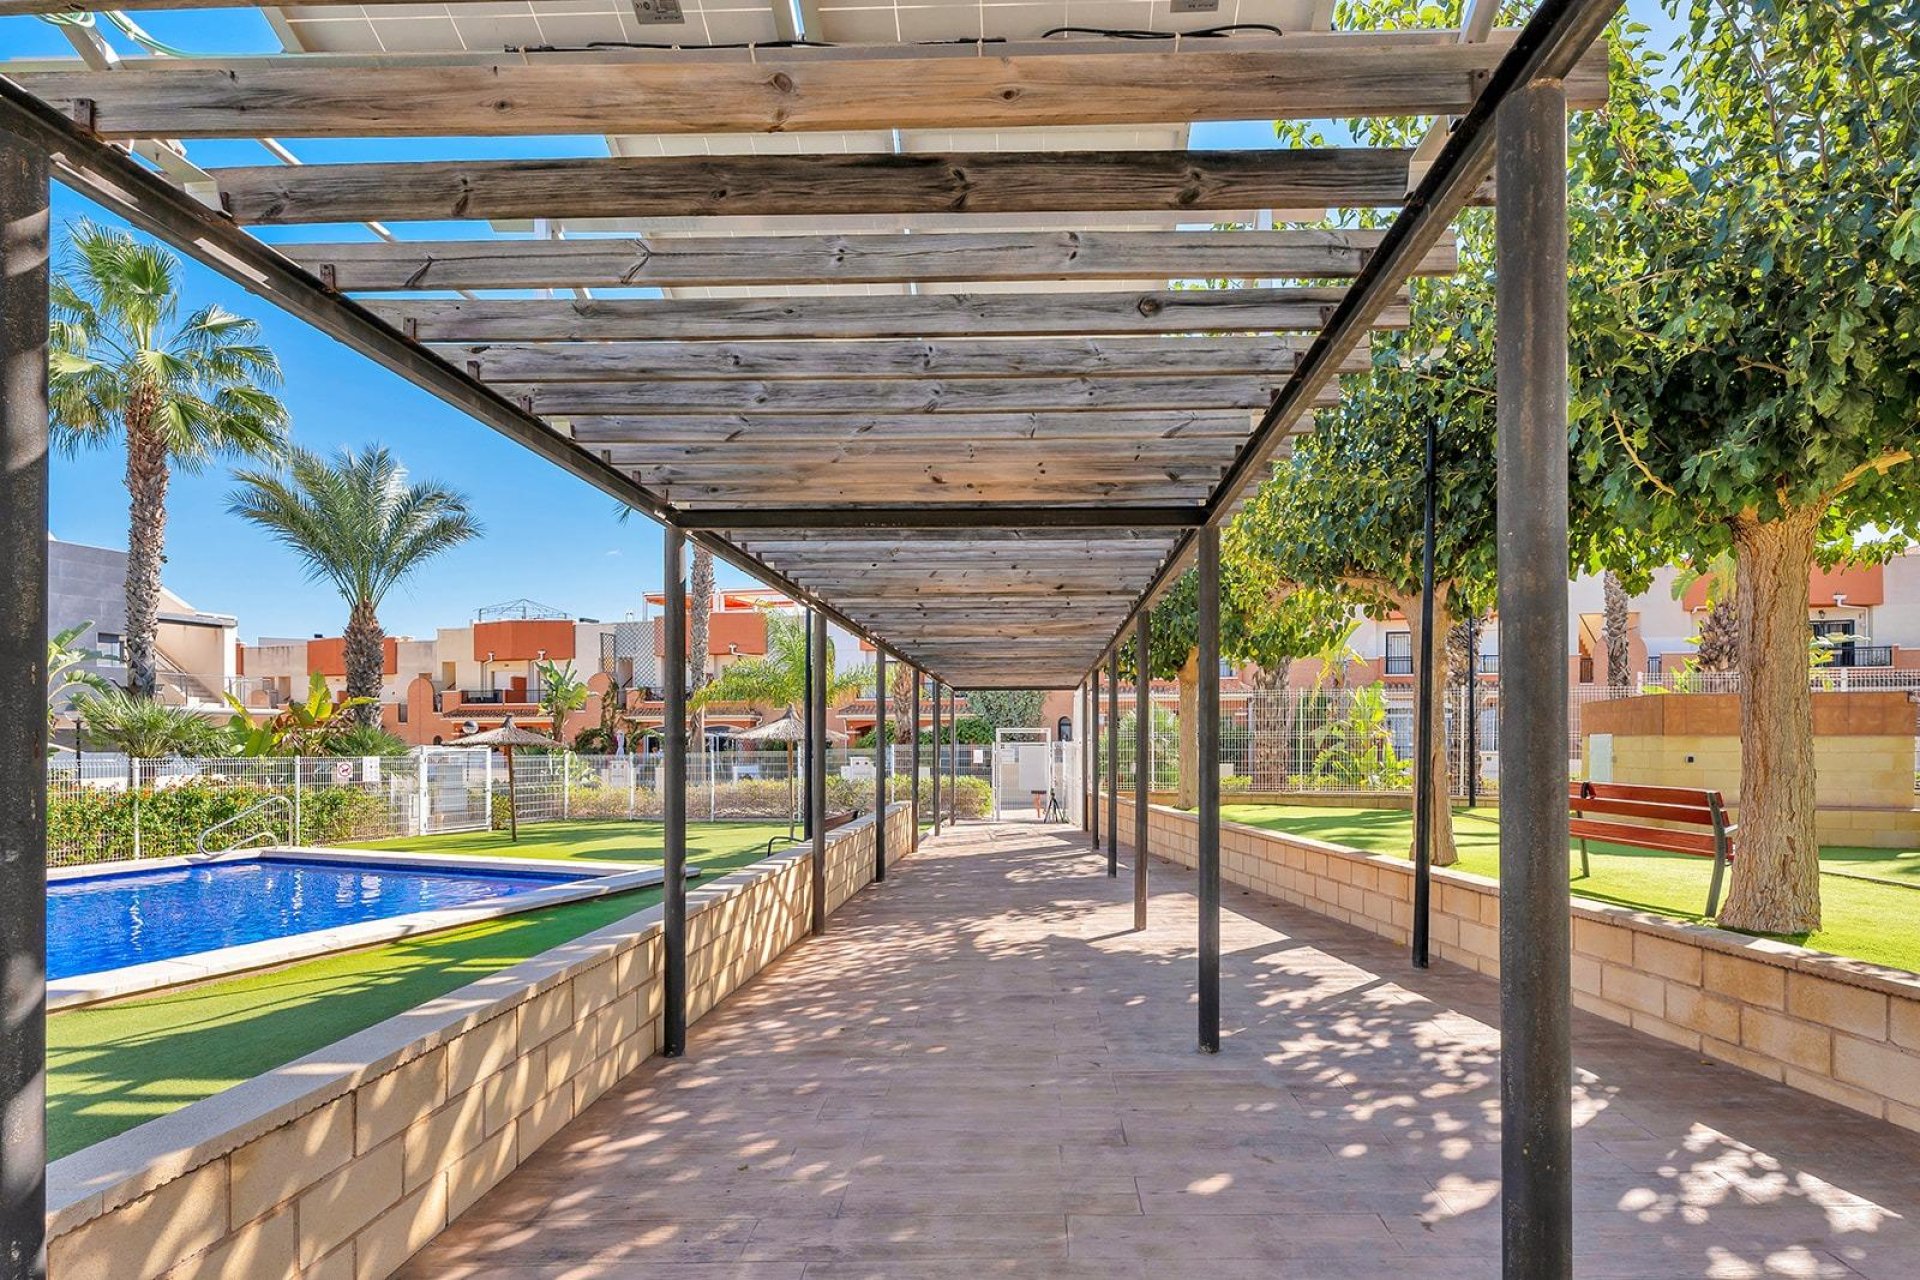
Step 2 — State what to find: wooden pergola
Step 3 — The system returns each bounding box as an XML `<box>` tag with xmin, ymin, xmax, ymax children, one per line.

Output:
<box><xmin>0</xmin><ymin>0</ymin><xmax>1615</xmax><ymax>1273</ymax></box>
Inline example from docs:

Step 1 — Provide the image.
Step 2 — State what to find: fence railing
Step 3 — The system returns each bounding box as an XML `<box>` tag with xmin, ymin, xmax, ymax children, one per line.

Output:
<box><xmin>45</xmin><ymin>745</ymin><xmax>992</xmax><ymax>866</ymax></box>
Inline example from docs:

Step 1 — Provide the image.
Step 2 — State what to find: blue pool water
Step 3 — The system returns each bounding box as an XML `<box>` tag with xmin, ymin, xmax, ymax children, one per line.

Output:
<box><xmin>49</xmin><ymin>856</ymin><xmax>585</xmax><ymax>980</ymax></box>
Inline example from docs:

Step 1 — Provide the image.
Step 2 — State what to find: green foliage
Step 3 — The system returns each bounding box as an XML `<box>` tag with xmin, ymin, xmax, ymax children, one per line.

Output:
<box><xmin>1570</xmin><ymin>1</ymin><xmax>1920</xmax><ymax>564</ymax></box>
<box><xmin>48</xmin><ymin>621</ymin><xmax>110</xmax><ymax>743</ymax></box>
<box><xmin>1288</xmin><ymin>686</ymin><xmax>1413</xmax><ymax>792</ymax></box>
<box><xmin>48</xmin><ymin>779</ymin><xmax>387</xmax><ymax>864</ymax></box>
<box><xmin>535</xmin><ymin>660</ymin><xmax>589</xmax><ymax>742</ymax></box>
<box><xmin>69</xmin><ymin>688</ymin><xmax>226</xmax><ymax>758</ymax></box>
<box><xmin>692</xmin><ymin>610</ymin><xmax>866</xmax><ymax>714</ymax></box>
<box><xmin>964</xmin><ymin>690</ymin><xmax>1046</xmax><ymax>730</ymax></box>
<box><xmin>325</xmin><ymin>724</ymin><xmax>412</xmax><ymax>757</ymax></box>
<box><xmin>224</xmin><ymin>674</ymin><xmax>373</xmax><ymax>757</ymax></box>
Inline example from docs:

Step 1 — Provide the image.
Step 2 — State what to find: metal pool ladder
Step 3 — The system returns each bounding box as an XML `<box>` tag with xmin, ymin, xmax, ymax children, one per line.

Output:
<box><xmin>196</xmin><ymin>794</ymin><xmax>294</xmax><ymax>856</ymax></box>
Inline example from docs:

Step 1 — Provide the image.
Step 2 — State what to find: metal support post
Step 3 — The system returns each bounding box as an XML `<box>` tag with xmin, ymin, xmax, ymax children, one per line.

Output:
<box><xmin>1134</xmin><ymin>608</ymin><xmax>1151</xmax><ymax>931</ymax></box>
<box><xmin>0</xmin><ymin>128</ymin><xmax>50</xmax><ymax>1280</ymax></box>
<box><xmin>1413</xmin><ymin>414</ymin><xmax>1437</xmax><ymax>970</ymax></box>
<box><xmin>1089</xmin><ymin>667</ymin><xmax>1101</xmax><ymax>851</ymax></box>
<box><xmin>874</xmin><ymin>649</ymin><xmax>888</xmax><ymax>882</ymax></box>
<box><xmin>909</xmin><ymin>668</ymin><xmax>921</xmax><ymax>850</ymax></box>
<box><xmin>662</xmin><ymin>529</ymin><xmax>688</xmax><ymax>1056</ymax></box>
<box><xmin>1197</xmin><ymin>525</ymin><xmax>1221</xmax><ymax>1054</ymax></box>
<box><xmin>1106</xmin><ymin>647</ymin><xmax>1119</xmax><ymax>875</ymax></box>
<box><xmin>930</xmin><ymin>682</ymin><xmax>943</xmax><ymax>837</ymax></box>
<box><xmin>802</xmin><ymin>610</ymin><xmax>814</xmax><ymax>840</ymax></box>
<box><xmin>1496</xmin><ymin>76</ymin><xmax>1573</xmax><ymax>1280</ymax></box>
<box><xmin>947</xmin><ymin>688</ymin><xmax>958</xmax><ymax>823</ymax></box>
<box><xmin>809</xmin><ymin>610</ymin><xmax>828</xmax><ymax>934</ymax></box>
<box><xmin>1080</xmin><ymin>679</ymin><xmax>1092</xmax><ymax>830</ymax></box>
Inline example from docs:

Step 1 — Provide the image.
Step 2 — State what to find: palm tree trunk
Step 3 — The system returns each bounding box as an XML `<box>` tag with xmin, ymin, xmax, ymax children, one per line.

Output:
<box><xmin>1603</xmin><ymin>571</ymin><xmax>1633</xmax><ymax>689</ymax></box>
<box><xmin>1718</xmin><ymin>507</ymin><xmax>1823</xmax><ymax>934</ymax></box>
<box><xmin>690</xmin><ymin>544</ymin><xmax>713</xmax><ymax>750</ymax></box>
<box><xmin>343</xmin><ymin>598</ymin><xmax>385</xmax><ymax>727</ymax></box>
<box><xmin>122</xmin><ymin>401</ymin><xmax>167</xmax><ymax>698</ymax></box>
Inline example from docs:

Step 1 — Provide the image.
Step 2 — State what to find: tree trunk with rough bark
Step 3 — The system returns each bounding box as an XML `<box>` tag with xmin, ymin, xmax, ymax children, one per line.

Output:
<box><xmin>343</xmin><ymin>598</ymin><xmax>385</xmax><ymax>727</ymax></box>
<box><xmin>1717</xmin><ymin>508</ymin><xmax>1823</xmax><ymax>934</ymax></box>
<box><xmin>1603</xmin><ymin>571</ymin><xmax>1632</xmax><ymax>690</ymax></box>
<box><xmin>1249</xmin><ymin>661</ymin><xmax>1291</xmax><ymax>789</ymax></box>
<box><xmin>1174</xmin><ymin>647</ymin><xmax>1199</xmax><ymax>809</ymax></box>
<box><xmin>122</xmin><ymin>395</ymin><xmax>166</xmax><ymax>698</ymax></box>
<box><xmin>1400</xmin><ymin>589</ymin><xmax>1458</xmax><ymax>866</ymax></box>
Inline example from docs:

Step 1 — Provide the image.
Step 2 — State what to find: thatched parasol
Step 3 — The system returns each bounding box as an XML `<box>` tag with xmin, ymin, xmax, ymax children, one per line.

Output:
<box><xmin>448</xmin><ymin>714</ymin><xmax>561</xmax><ymax>842</ymax></box>
<box><xmin>736</xmin><ymin>707</ymin><xmax>847</xmax><ymax>820</ymax></box>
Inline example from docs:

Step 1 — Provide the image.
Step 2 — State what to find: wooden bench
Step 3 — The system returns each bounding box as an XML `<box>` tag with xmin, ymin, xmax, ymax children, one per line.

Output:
<box><xmin>1569</xmin><ymin>781</ymin><xmax>1738</xmax><ymax>916</ymax></box>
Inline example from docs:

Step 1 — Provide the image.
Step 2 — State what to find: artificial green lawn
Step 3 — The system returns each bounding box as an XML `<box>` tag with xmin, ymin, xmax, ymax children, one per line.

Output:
<box><xmin>49</xmin><ymin>819</ymin><xmax>789</xmax><ymax>1159</ymax></box>
<box><xmin>1221</xmin><ymin>804</ymin><xmax>1920</xmax><ymax>975</ymax></box>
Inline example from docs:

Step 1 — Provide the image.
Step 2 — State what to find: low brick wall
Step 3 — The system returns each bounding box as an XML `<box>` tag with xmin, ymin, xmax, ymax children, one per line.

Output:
<box><xmin>1117</xmin><ymin>797</ymin><xmax>1920</xmax><ymax>1134</ymax></box>
<box><xmin>47</xmin><ymin>805</ymin><xmax>913</xmax><ymax>1280</ymax></box>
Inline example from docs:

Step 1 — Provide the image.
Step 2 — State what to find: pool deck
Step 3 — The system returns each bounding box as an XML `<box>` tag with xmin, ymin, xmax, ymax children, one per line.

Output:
<box><xmin>398</xmin><ymin>819</ymin><xmax>1920</xmax><ymax>1279</ymax></box>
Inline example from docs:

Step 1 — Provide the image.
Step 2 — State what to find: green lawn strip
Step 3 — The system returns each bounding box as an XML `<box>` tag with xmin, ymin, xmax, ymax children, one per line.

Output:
<box><xmin>1220</xmin><ymin>804</ymin><xmax>1920</xmax><ymax>976</ymax></box>
<box><xmin>50</xmin><ymin>820</ymin><xmax>790</xmax><ymax>1159</ymax></box>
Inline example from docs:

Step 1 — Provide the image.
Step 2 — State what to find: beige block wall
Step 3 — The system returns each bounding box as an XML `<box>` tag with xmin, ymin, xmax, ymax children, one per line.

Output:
<box><xmin>49</xmin><ymin>804</ymin><xmax>914</xmax><ymax>1280</ymax></box>
<box><xmin>1116</xmin><ymin>797</ymin><xmax>1920</xmax><ymax>1133</ymax></box>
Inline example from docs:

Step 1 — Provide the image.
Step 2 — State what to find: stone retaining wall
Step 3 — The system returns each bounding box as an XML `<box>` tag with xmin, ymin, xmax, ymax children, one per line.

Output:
<box><xmin>1117</xmin><ymin>797</ymin><xmax>1920</xmax><ymax>1134</ymax></box>
<box><xmin>47</xmin><ymin>805</ymin><xmax>913</xmax><ymax>1280</ymax></box>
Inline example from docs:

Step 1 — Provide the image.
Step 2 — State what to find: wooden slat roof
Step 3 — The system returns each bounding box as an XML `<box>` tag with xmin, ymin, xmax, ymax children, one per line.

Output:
<box><xmin>0</xmin><ymin>1</ymin><xmax>1614</xmax><ymax>687</ymax></box>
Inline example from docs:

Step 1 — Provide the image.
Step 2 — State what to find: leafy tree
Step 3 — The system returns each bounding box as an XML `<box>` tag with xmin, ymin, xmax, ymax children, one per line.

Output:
<box><xmin>228</xmin><ymin>445</ymin><xmax>479</xmax><ymax>727</ymax></box>
<box><xmin>50</xmin><ymin>222</ymin><xmax>289</xmax><ymax>696</ymax></box>
<box><xmin>1570</xmin><ymin>1</ymin><xmax>1920</xmax><ymax>932</ymax></box>
<box><xmin>692</xmin><ymin>609</ymin><xmax>866</xmax><ymax>718</ymax></box>
<box><xmin>224</xmin><ymin>673</ymin><xmax>374</xmax><ymax>756</ymax></box>
<box><xmin>536</xmin><ymin>659</ymin><xmax>590</xmax><ymax>746</ymax></box>
<box><xmin>966</xmin><ymin>689</ymin><xmax>1046</xmax><ymax>730</ymax></box>
<box><xmin>48</xmin><ymin>621</ymin><xmax>111</xmax><ymax>745</ymax></box>
<box><xmin>71</xmin><ymin>687</ymin><xmax>226</xmax><ymax>758</ymax></box>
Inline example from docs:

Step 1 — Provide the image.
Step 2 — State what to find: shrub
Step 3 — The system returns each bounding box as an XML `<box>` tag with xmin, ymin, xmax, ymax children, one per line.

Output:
<box><xmin>47</xmin><ymin>778</ymin><xmax>389</xmax><ymax>864</ymax></box>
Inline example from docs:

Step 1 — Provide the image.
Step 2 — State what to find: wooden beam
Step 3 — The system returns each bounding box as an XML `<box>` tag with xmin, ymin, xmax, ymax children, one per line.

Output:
<box><xmin>446</xmin><ymin>335</ymin><xmax>1370</xmax><ymax>382</ymax></box>
<box><xmin>371</xmin><ymin>287</ymin><xmax>1402</xmax><ymax>343</ymax></box>
<box><xmin>289</xmin><ymin>230</ymin><xmax>1455</xmax><ymax>292</ymax></box>
<box><xmin>212</xmin><ymin>150</ymin><xmax>1419</xmax><ymax>226</ymax></box>
<box><xmin>566</xmin><ymin>411</ymin><xmax>1267</xmax><ymax>445</ymax></box>
<box><xmin>513</xmin><ymin>376</ymin><xmax>1287</xmax><ymax>415</ymax></box>
<box><xmin>6</xmin><ymin>38</ymin><xmax>1608</xmax><ymax>137</ymax></box>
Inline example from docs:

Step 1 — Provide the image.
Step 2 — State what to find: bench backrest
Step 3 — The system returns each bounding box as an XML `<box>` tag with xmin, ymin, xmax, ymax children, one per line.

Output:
<box><xmin>1567</xmin><ymin>781</ymin><xmax>1733</xmax><ymax>859</ymax></box>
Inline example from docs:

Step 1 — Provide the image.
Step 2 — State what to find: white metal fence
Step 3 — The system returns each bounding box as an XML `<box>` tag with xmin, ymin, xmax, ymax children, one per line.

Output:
<box><xmin>46</xmin><ymin>744</ymin><xmax>999</xmax><ymax>866</ymax></box>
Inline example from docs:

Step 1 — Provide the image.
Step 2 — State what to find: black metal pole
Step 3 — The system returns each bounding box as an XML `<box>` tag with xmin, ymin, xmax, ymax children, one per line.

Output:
<box><xmin>1089</xmin><ymin>667</ymin><xmax>1101</xmax><ymax>851</ymax></box>
<box><xmin>1497</xmin><ymin>76</ymin><xmax>1573</xmax><ymax>1280</ymax></box>
<box><xmin>1134</xmin><ymin>607</ymin><xmax>1151</xmax><ymax>931</ymax></box>
<box><xmin>874</xmin><ymin>649</ymin><xmax>888</xmax><ymax>882</ymax></box>
<box><xmin>1413</xmin><ymin>415</ymin><xmax>1437</xmax><ymax>970</ymax></box>
<box><xmin>0</xmin><ymin>128</ymin><xmax>50</xmax><ymax>1280</ymax></box>
<box><xmin>930</xmin><ymin>682</ymin><xmax>942</xmax><ymax>837</ymax></box>
<box><xmin>661</xmin><ymin>529</ymin><xmax>688</xmax><ymax>1056</ymax></box>
<box><xmin>1197</xmin><ymin>526</ymin><xmax>1222</xmax><ymax>1054</ymax></box>
<box><xmin>809</xmin><ymin>610</ymin><xmax>828</xmax><ymax>935</ymax></box>
<box><xmin>909</xmin><ymin>667</ymin><xmax>921</xmax><ymax>850</ymax></box>
<box><xmin>947</xmin><ymin>688</ymin><xmax>958</xmax><ymax>824</ymax></box>
<box><xmin>801</xmin><ymin>609</ymin><xmax>814</xmax><ymax>840</ymax></box>
<box><xmin>1106</xmin><ymin>646</ymin><xmax>1120</xmax><ymax>875</ymax></box>
<box><xmin>1466</xmin><ymin>612</ymin><xmax>1481</xmax><ymax>808</ymax></box>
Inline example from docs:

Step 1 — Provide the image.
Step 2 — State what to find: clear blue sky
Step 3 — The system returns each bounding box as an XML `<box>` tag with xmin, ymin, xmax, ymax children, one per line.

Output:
<box><xmin>4</xmin><ymin>2</ymin><xmax>1685</xmax><ymax>643</ymax></box>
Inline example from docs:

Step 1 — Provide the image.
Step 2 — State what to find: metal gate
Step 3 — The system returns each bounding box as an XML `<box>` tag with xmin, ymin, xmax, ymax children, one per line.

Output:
<box><xmin>418</xmin><ymin>747</ymin><xmax>493</xmax><ymax>834</ymax></box>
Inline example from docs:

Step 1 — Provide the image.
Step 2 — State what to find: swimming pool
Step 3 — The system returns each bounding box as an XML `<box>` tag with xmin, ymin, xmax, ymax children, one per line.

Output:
<box><xmin>48</xmin><ymin>855</ymin><xmax>587</xmax><ymax>981</ymax></box>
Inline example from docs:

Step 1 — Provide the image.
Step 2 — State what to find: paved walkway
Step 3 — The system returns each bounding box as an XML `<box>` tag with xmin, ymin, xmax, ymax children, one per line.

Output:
<box><xmin>401</xmin><ymin>821</ymin><xmax>1920</xmax><ymax>1279</ymax></box>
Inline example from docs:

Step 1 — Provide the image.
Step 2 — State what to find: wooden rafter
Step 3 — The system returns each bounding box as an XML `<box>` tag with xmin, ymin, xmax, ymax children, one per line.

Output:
<box><xmin>370</xmin><ymin>288</ymin><xmax>1405</xmax><ymax>343</ymax></box>
<box><xmin>511</xmin><ymin>376</ymin><xmax>1292</xmax><ymax>415</ymax></box>
<box><xmin>212</xmin><ymin>150</ymin><xmax>1421</xmax><ymax>226</ymax></box>
<box><xmin>4</xmin><ymin>37</ymin><xmax>1608</xmax><ymax>136</ymax></box>
<box><xmin>286</xmin><ymin>230</ymin><xmax>1456</xmax><ymax>292</ymax></box>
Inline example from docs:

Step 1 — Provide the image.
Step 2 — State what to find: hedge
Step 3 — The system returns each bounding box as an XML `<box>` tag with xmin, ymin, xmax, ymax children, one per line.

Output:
<box><xmin>48</xmin><ymin>781</ymin><xmax>392</xmax><ymax>865</ymax></box>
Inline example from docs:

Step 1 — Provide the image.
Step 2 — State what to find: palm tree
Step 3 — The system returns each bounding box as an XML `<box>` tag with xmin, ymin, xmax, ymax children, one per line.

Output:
<box><xmin>693</xmin><ymin>609</ymin><xmax>868</xmax><ymax>716</ymax></box>
<box><xmin>228</xmin><ymin>445</ymin><xmax>480</xmax><ymax>726</ymax></box>
<box><xmin>48</xmin><ymin>621</ymin><xmax>111</xmax><ymax>746</ymax></box>
<box><xmin>689</xmin><ymin>544</ymin><xmax>715</xmax><ymax>745</ymax></box>
<box><xmin>1602</xmin><ymin>571</ymin><xmax>1633</xmax><ymax>689</ymax></box>
<box><xmin>51</xmin><ymin>221</ymin><xmax>290</xmax><ymax>697</ymax></box>
<box><xmin>536</xmin><ymin>659</ymin><xmax>590</xmax><ymax>747</ymax></box>
<box><xmin>70</xmin><ymin>686</ymin><xmax>227</xmax><ymax>758</ymax></box>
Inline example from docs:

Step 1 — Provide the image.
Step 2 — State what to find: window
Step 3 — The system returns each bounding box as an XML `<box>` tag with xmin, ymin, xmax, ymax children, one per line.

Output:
<box><xmin>1384</xmin><ymin>632</ymin><xmax>1413</xmax><ymax>675</ymax></box>
<box><xmin>94</xmin><ymin>631</ymin><xmax>123</xmax><ymax>662</ymax></box>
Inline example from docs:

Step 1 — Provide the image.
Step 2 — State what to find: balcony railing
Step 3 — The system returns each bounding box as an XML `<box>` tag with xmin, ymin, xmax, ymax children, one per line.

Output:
<box><xmin>1382</xmin><ymin>653</ymin><xmax>1413</xmax><ymax>676</ymax></box>
<box><xmin>1824</xmin><ymin>644</ymin><xmax>1893</xmax><ymax>669</ymax></box>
